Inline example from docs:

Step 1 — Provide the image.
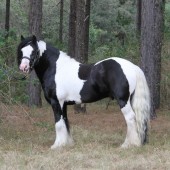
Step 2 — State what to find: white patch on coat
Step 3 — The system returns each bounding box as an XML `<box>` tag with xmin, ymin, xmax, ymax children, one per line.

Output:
<box><xmin>38</xmin><ymin>41</ymin><xmax>46</xmax><ymax>56</ymax></box>
<box><xmin>113</xmin><ymin>57</ymin><xmax>137</xmax><ymax>95</ymax></box>
<box><xmin>95</xmin><ymin>57</ymin><xmax>137</xmax><ymax>95</ymax></box>
<box><xmin>20</xmin><ymin>45</ymin><xmax>33</xmax><ymax>72</ymax></box>
<box><xmin>55</xmin><ymin>51</ymin><xmax>85</xmax><ymax>105</ymax></box>
<box><xmin>51</xmin><ymin>116</ymin><xmax>73</xmax><ymax>149</ymax></box>
<box><xmin>95</xmin><ymin>58</ymin><xmax>112</xmax><ymax>65</ymax></box>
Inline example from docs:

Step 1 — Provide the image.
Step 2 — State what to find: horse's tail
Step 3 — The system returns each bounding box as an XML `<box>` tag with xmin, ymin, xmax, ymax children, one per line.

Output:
<box><xmin>131</xmin><ymin>66</ymin><xmax>150</xmax><ymax>145</ymax></box>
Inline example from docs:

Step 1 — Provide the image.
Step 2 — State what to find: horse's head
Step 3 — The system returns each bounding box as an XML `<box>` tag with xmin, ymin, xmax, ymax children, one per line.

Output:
<box><xmin>17</xmin><ymin>35</ymin><xmax>40</xmax><ymax>73</ymax></box>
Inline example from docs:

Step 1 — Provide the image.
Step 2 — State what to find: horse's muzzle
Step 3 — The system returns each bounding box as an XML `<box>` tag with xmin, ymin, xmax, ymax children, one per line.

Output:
<box><xmin>19</xmin><ymin>64</ymin><xmax>30</xmax><ymax>73</ymax></box>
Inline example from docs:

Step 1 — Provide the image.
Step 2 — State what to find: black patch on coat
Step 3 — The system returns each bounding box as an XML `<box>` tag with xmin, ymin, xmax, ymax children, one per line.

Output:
<box><xmin>78</xmin><ymin>63</ymin><xmax>94</xmax><ymax>80</ymax></box>
<box><xmin>80</xmin><ymin>59</ymin><xmax>130</xmax><ymax>108</ymax></box>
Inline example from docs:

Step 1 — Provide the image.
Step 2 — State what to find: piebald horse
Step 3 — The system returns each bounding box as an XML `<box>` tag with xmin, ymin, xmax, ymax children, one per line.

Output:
<box><xmin>17</xmin><ymin>35</ymin><xmax>150</xmax><ymax>149</ymax></box>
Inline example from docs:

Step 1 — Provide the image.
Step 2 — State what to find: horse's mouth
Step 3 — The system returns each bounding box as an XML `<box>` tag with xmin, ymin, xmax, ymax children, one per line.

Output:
<box><xmin>20</xmin><ymin>68</ymin><xmax>30</xmax><ymax>73</ymax></box>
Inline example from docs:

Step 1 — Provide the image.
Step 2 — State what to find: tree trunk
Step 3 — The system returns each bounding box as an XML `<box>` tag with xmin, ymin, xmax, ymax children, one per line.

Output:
<box><xmin>68</xmin><ymin>0</ymin><xmax>91</xmax><ymax>113</ymax></box>
<box><xmin>74</xmin><ymin>0</ymin><xmax>91</xmax><ymax>113</ymax></box>
<box><xmin>68</xmin><ymin>0</ymin><xmax>76</xmax><ymax>57</ymax></box>
<box><xmin>28</xmin><ymin>0</ymin><xmax>43</xmax><ymax>107</ymax></box>
<box><xmin>74</xmin><ymin>0</ymin><xmax>86</xmax><ymax>113</ymax></box>
<box><xmin>75</xmin><ymin>0</ymin><xmax>86</xmax><ymax>63</ymax></box>
<box><xmin>29</xmin><ymin>0</ymin><xmax>43</xmax><ymax>37</ymax></box>
<box><xmin>5</xmin><ymin>0</ymin><xmax>10</xmax><ymax>39</ymax></box>
<box><xmin>68</xmin><ymin>0</ymin><xmax>91</xmax><ymax>60</ymax></box>
<box><xmin>84</xmin><ymin>0</ymin><xmax>91</xmax><ymax>62</ymax></box>
<box><xmin>59</xmin><ymin>0</ymin><xmax>64</xmax><ymax>43</ymax></box>
<box><xmin>27</xmin><ymin>72</ymin><xmax>42</xmax><ymax>106</ymax></box>
<box><xmin>140</xmin><ymin>0</ymin><xmax>165</xmax><ymax>118</ymax></box>
<box><xmin>136</xmin><ymin>0</ymin><xmax>142</xmax><ymax>36</ymax></box>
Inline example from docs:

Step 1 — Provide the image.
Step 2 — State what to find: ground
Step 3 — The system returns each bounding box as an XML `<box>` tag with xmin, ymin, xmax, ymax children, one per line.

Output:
<box><xmin>0</xmin><ymin>101</ymin><xmax>170</xmax><ymax>170</ymax></box>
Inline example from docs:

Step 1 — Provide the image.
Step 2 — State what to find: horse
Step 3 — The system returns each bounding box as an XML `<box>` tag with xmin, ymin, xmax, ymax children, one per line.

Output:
<box><xmin>17</xmin><ymin>35</ymin><xmax>150</xmax><ymax>149</ymax></box>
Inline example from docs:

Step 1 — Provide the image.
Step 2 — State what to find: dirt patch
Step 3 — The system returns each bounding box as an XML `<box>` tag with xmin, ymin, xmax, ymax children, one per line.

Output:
<box><xmin>69</xmin><ymin>104</ymin><xmax>126</xmax><ymax>134</ymax></box>
<box><xmin>0</xmin><ymin>103</ymin><xmax>170</xmax><ymax>170</ymax></box>
<box><xmin>0</xmin><ymin>103</ymin><xmax>170</xmax><ymax>135</ymax></box>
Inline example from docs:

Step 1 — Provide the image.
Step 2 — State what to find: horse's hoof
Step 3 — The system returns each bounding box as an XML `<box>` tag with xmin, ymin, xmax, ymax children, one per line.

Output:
<box><xmin>121</xmin><ymin>142</ymin><xmax>129</xmax><ymax>149</ymax></box>
<box><xmin>50</xmin><ymin>142</ymin><xmax>64</xmax><ymax>149</ymax></box>
<box><xmin>50</xmin><ymin>139</ymin><xmax>74</xmax><ymax>149</ymax></box>
<box><xmin>50</xmin><ymin>144</ymin><xmax>58</xmax><ymax>150</ymax></box>
<box><xmin>121</xmin><ymin>141</ymin><xmax>141</xmax><ymax>148</ymax></box>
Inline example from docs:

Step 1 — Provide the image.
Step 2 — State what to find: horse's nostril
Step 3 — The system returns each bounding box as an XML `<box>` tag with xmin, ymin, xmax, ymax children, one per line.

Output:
<box><xmin>19</xmin><ymin>64</ymin><xmax>29</xmax><ymax>73</ymax></box>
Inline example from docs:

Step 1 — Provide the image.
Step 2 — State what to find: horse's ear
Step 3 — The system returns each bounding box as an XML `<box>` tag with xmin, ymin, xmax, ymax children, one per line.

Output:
<box><xmin>32</xmin><ymin>35</ymin><xmax>37</xmax><ymax>44</ymax></box>
<box><xmin>21</xmin><ymin>35</ymin><xmax>25</xmax><ymax>41</ymax></box>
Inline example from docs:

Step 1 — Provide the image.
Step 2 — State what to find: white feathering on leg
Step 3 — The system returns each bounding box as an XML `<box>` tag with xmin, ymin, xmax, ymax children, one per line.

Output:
<box><xmin>51</xmin><ymin>116</ymin><xmax>73</xmax><ymax>149</ymax></box>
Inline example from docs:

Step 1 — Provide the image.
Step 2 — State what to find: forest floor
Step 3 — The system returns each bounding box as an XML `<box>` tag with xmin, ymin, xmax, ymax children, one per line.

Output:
<box><xmin>0</xmin><ymin>102</ymin><xmax>170</xmax><ymax>170</ymax></box>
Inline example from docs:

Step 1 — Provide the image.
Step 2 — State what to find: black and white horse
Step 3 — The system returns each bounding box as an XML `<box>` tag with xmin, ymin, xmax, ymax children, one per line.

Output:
<box><xmin>17</xmin><ymin>35</ymin><xmax>150</xmax><ymax>149</ymax></box>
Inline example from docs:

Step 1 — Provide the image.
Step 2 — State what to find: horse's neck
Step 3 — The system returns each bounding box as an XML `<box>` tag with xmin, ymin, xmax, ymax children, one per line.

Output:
<box><xmin>34</xmin><ymin>42</ymin><xmax>51</xmax><ymax>84</ymax></box>
<box><xmin>57</xmin><ymin>51</ymin><xmax>80</xmax><ymax>66</ymax></box>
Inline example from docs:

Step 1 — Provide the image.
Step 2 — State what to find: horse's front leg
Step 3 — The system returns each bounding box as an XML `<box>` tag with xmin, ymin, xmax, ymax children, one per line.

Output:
<box><xmin>50</xmin><ymin>100</ymin><xmax>73</xmax><ymax>149</ymax></box>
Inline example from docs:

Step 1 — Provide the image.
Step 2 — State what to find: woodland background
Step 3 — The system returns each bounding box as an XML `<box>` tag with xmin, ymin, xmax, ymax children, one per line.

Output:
<box><xmin>0</xmin><ymin>0</ymin><xmax>169</xmax><ymax>112</ymax></box>
<box><xmin>0</xmin><ymin>1</ymin><xmax>170</xmax><ymax>169</ymax></box>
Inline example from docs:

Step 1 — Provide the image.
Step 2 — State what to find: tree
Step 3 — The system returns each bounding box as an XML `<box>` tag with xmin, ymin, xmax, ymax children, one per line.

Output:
<box><xmin>75</xmin><ymin>0</ymin><xmax>91</xmax><ymax>113</ymax></box>
<box><xmin>59</xmin><ymin>0</ymin><xmax>64</xmax><ymax>43</ymax></box>
<box><xmin>68</xmin><ymin>0</ymin><xmax>91</xmax><ymax>65</ymax></box>
<box><xmin>140</xmin><ymin>0</ymin><xmax>165</xmax><ymax>118</ymax></box>
<box><xmin>75</xmin><ymin>0</ymin><xmax>88</xmax><ymax>63</ymax></box>
<box><xmin>68</xmin><ymin>0</ymin><xmax>76</xmax><ymax>57</ymax></box>
<box><xmin>28</xmin><ymin>0</ymin><xmax>43</xmax><ymax>107</ymax></box>
<box><xmin>68</xmin><ymin>0</ymin><xmax>91</xmax><ymax>113</ymax></box>
<box><xmin>5</xmin><ymin>0</ymin><xmax>10</xmax><ymax>39</ymax></box>
<box><xmin>136</xmin><ymin>0</ymin><xmax>142</xmax><ymax>35</ymax></box>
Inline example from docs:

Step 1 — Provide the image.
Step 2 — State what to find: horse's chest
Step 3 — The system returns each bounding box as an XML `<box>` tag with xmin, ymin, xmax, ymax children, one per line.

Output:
<box><xmin>55</xmin><ymin>63</ymin><xmax>85</xmax><ymax>103</ymax></box>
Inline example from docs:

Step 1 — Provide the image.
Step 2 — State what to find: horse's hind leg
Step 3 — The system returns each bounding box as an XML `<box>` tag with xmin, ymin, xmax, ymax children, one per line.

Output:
<box><xmin>119</xmin><ymin>100</ymin><xmax>141</xmax><ymax>148</ymax></box>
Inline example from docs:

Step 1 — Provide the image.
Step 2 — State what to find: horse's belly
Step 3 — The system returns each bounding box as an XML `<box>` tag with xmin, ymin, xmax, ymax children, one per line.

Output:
<box><xmin>57</xmin><ymin>89</ymin><xmax>82</xmax><ymax>104</ymax></box>
<box><xmin>80</xmin><ymin>81</ymin><xmax>109</xmax><ymax>103</ymax></box>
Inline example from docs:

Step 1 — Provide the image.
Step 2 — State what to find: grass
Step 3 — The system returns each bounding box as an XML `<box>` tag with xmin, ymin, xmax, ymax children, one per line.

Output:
<box><xmin>0</xmin><ymin>103</ymin><xmax>170</xmax><ymax>170</ymax></box>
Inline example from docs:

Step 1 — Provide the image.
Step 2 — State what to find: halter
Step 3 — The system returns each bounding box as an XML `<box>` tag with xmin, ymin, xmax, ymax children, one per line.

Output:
<box><xmin>21</xmin><ymin>49</ymin><xmax>40</xmax><ymax>70</ymax></box>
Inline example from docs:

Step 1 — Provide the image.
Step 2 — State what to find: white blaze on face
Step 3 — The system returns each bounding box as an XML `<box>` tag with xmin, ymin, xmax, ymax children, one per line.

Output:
<box><xmin>19</xmin><ymin>45</ymin><xmax>33</xmax><ymax>73</ymax></box>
